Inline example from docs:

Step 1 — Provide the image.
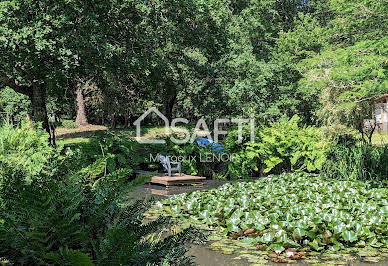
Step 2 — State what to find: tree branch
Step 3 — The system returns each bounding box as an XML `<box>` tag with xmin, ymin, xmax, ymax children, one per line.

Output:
<box><xmin>0</xmin><ymin>73</ymin><xmax>31</xmax><ymax>96</ymax></box>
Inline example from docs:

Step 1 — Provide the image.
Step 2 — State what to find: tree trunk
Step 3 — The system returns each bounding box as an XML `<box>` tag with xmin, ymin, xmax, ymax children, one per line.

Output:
<box><xmin>124</xmin><ymin>111</ymin><xmax>130</xmax><ymax>128</ymax></box>
<box><xmin>110</xmin><ymin>113</ymin><xmax>117</xmax><ymax>129</ymax></box>
<box><xmin>1</xmin><ymin>77</ymin><xmax>52</xmax><ymax>143</ymax></box>
<box><xmin>164</xmin><ymin>94</ymin><xmax>176</xmax><ymax>122</ymax></box>
<box><xmin>75</xmin><ymin>83</ymin><xmax>88</xmax><ymax>127</ymax></box>
<box><xmin>29</xmin><ymin>84</ymin><xmax>50</xmax><ymax>140</ymax></box>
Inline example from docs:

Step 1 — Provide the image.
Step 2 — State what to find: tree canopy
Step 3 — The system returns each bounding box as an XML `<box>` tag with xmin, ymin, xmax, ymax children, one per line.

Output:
<box><xmin>0</xmin><ymin>0</ymin><xmax>387</xmax><ymax>139</ymax></box>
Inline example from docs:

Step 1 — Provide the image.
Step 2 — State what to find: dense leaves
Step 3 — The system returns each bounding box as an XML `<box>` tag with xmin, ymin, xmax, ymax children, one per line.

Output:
<box><xmin>325</xmin><ymin>143</ymin><xmax>388</xmax><ymax>184</ymax></box>
<box><xmin>299</xmin><ymin>37</ymin><xmax>388</xmax><ymax>138</ymax></box>
<box><xmin>0</xmin><ymin>122</ymin><xmax>53</xmax><ymax>180</ymax></box>
<box><xmin>0</xmin><ymin>87</ymin><xmax>30</xmax><ymax>123</ymax></box>
<box><xmin>1</xmin><ymin>0</ymin><xmax>387</xmax><ymax>140</ymax></box>
<box><xmin>226</xmin><ymin>116</ymin><xmax>329</xmax><ymax>178</ymax></box>
<box><xmin>160</xmin><ymin>173</ymin><xmax>388</xmax><ymax>257</ymax></box>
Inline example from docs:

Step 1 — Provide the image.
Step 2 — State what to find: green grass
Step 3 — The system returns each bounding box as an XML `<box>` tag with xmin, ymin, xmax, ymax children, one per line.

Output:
<box><xmin>56</xmin><ymin>125</ymin><xmax>199</xmax><ymax>146</ymax></box>
<box><xmin>372</xmin><ymin>132</ymin><xmax>388</xmax><ymax>146</ymax></box>
<box><xmin>57</xmin><ymin>137</ymin><xmax>90</xmax><ymax>146</ymax></box>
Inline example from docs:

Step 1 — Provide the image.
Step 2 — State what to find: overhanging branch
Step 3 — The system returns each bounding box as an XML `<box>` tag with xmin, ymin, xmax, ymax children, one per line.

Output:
<box><xmin>0</xmin><ymin>73</ymin><xmax>31</xmax><ymax>96</ymax></box>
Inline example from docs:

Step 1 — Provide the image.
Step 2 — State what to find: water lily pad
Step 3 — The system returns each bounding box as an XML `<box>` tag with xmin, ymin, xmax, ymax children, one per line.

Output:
<box><xmin>221</xmin><ymin>247</ymin><xmax>234</xmax><ymax>255</ymax></box>
<box><xmin>324</xmin><ymin>260</ymin><xmax>347</xmax><ymax>265</ymax></box>
<box><xmin>304</xmin><ymin>258</ymin><xmax>321</xmax><ymax>264</ymax></box>
<box><xmin>322</xmin><ymin>253</ymin><xmax>342</xmax><ymax>260</ymax></box>
<box><xmin>363</xmin><ymin>256</ymin><xmax>383</xmax><ymax>262</ymax></box>
<box><xmin>358</xmin><ymin>248</ymin><xmax>378</xmax><ymax>257</ymax></box>
<box><xmin>208</xmin><ymin>234</ymin><xmax>223</xmax><ymax>241</ymax></box>
<box><xmin>156</xmin><ymin>173</ymin><xmax>388</xmax><ymax>263</ymax></box>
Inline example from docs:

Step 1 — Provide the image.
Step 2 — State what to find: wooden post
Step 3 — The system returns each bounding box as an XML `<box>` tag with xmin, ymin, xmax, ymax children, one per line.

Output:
<box><xmin>381</xmin><ymin>100</ymin><xmax>384</xmax><ymax>125</ymax></box>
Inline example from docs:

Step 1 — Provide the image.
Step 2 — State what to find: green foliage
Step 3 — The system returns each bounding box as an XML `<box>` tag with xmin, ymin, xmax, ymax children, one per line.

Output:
<box><xmin>60</xmin><ymin>119</ymin><xmax>76</xmax><ymax>129</ymax></box>
<box><xmin>297</xmin><ymin>0</ymin><xmax>388</xmax><ymax>139</ymax></box>
<box><xmin>143</xmin><ymin>117</ymin><xmax>328</xmax><ymax>180</ymax></box>
<box><xmin>160</xmin><ymin>172</ymin><xmax>388</xmax><ymax>260</ymax></box>
<box><xmin>0</xmin><ymin>87</ymin><xmax>30</xmax><ymax>123</ymax></box>
<box><xmin>224</xmin><ymin>124</ymin><xmax>261</xmax><ymax>178</ymax></box>
<box><xmin>0</xmin><ymin>125</ymin><xmax>200</xmax><ymax>265</ymax></box>
<box><xmin>257</xmin><ymin>116</ymin><xmax>329</xmax><ymax>173</ymax></box>
<box><xmin>45</xmin><ymin>249</ymin><xmax>94</xmax><ymax>266</ymax></box>
<box><xmin>299</xmin><ymin>37</ymin><xmax>388</xmax><ymax>136</ymax></box>
<box><xmin>0</xmin><ymin>122</ymin><xmax>53</xmax><ymax>181</ymax></box>
<box><xmin>270</xmin><ymin>13</ymin><xmax>327</xmax><ymax>123</ymax></box>
<box><xmin>1</xmin><ymin>0</ymin><xmax>385</xmax><ymax>136</ymax></box>
<box><xmin>328</xmin><ymin>0</ymin><xmax>388</xmax><ymax>45</ymax></box>
<box><xmin>64</xmin><ymin>132</ymin><xmax>143</xmax><ymax>175</ymax></box>
<box><xmin>324</xmin><ymin>143</ymin><xmax>388</xmax><ymax>184</ymax></box>
<box><xmin>226</xmin><ymin>116</ymin><xmax>329</xmax><ymax>178</ymax></box>
<box><xmin>96</xmin><ymin>133</ymin><xmax>143</xmax><ymax>172</ymax></box>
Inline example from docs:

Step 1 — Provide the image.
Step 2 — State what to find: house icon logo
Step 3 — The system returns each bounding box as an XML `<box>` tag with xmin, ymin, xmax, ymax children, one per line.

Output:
<box><xmin>133</xmin><ymin>107</ymin><xmax>169</xmax><ymax>144</ymax></box>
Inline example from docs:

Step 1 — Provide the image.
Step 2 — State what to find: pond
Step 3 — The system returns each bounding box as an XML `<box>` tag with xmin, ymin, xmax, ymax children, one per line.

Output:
<box><xmin>187</xmin><ymin>245</ymin><xmax>388</xmax><ymax>266</ymax></box>
<box><xmin>129</xmin><ymin>179</ymin><xmax>388</xmax><ymax>266</ymax></box>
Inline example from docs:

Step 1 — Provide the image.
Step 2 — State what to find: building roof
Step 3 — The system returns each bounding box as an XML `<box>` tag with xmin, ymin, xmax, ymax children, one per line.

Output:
<box><xmin>375</xmin><ymin>94</ymin><xmax>388</xmax><ymax>102</ymax></box>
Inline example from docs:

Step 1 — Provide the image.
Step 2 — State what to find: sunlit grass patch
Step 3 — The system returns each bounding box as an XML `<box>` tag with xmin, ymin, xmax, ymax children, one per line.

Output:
<box><xmin>57</xmin><ymin>137</ymin><xmax>90</xmax><ymax>145</ymax></box>
<box><xmin>372</xmin><ymin>132</ymin><xmax>388</xmax><ymax>146</ymax></box>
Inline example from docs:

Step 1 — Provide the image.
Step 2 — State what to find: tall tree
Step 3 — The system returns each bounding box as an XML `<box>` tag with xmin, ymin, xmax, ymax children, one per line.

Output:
<box><xmin>0</xmin><ymin>0</ymin><xmax>141</xmax><ymax>135</ymax></box>
<box><xmin>75</xmin><ymin>82</ymin><xmax>88</xmax><ymax>127</ymax></box>
<box><xmin>0</xmin><ymin>1</ymin><xmax>88</xmax><ymax>134</ymax></box>
<box><xmin>299</xmin><ymin>0</ymin><xmax>388</xmax><ymax>140</ymax></box>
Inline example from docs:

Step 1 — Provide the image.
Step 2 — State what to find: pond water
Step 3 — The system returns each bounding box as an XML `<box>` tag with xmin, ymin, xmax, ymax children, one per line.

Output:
<box><xmin>187</xmin><ymin>245</ymin><xmax>388</xmax><ymax>266</ymax></box>
<box><xmin>129</xmin><ymin>180</ymin><xmax>388</xmax><ymax>266</ymax></box>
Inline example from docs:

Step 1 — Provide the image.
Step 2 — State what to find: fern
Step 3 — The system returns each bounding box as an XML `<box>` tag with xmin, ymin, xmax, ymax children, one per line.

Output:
<box><xmin>0</xmin><ymin>124</ymin><xmax>200</xmax><ymax>265</ymax></box>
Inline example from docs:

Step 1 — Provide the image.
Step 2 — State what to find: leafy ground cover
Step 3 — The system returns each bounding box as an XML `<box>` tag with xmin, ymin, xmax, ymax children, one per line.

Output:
<box><xmin>151</xmin><ymin>173</ymin><xmax>388</xmax><ymax>264</ymax></box>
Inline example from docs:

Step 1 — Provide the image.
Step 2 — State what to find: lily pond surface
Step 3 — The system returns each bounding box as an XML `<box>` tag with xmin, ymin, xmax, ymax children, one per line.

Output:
<box><xmin>130</xmin><ymin>173</ymin><xmax>388</xmax><ymax>265</ymax></box>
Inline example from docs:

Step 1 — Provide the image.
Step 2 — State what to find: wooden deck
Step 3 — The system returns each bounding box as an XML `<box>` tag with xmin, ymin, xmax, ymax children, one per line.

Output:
<box><xmin>150</xmin><ymin>173</ymin><xmax>205</xmax><ymax>188</ymax></box>
<box><xmin>134</xmin><ymin>171</ymin><xmax>206</xmax><ymax>196</ymax></box>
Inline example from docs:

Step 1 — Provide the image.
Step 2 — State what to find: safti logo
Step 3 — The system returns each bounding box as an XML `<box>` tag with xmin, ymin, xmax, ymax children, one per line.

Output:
<box><xmin>133</xmin><ymin>107</ymin><xmax>255</xmax><ymax>144</ymax></box>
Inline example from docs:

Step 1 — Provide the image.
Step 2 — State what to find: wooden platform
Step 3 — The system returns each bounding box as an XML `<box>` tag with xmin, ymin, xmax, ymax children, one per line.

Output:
<box><xmin>134</xmin><ymin>171</ymin><xmax>206</xmax><ymax>196</ymax></box>
<box><xmin>150</xmin><ymin>173</ymin><xmax>206</xmax><ymax>188</ymax></box>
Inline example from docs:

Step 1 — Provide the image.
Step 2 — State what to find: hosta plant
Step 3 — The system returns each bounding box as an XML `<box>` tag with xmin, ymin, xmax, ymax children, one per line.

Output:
<box><xmin>224</xmin><ymin>116</ymin><xmax>329</xmax><ymax>178</ymax></box>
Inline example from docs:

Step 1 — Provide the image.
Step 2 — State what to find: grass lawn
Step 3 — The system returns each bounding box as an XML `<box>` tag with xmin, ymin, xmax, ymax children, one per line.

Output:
<box><xmin>56</xmin><ymin>124</ymin><xmax>209</xmax><ymax>145</ymax></box>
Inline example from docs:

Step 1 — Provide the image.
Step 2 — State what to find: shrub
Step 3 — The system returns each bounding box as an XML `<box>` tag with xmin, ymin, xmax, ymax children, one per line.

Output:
<box><xmin>257</xmin><ymin>115</ymin><xmax>329</xmax><ymax>173</ymax></box>
<box><xmin>92</xmin><ymin>132</ymin><xmax>143</xmax><ymax>173</ymax></box>
<box><xmin>223</xmin><ymin>125</ymin><xmax>261</xmax><ymax>178</ymax></box>
<box><xmin>0</xmin><ymin>122</ymin><xmax>53</xmax><ymax>181</ymax></box>
<box><xmin>225</xmin><ymin>116</ymin><xmax>329</xmax><ymax>178</ymax></box>
<box><xmin>61</xmin><ymin>119</ymin><xmax>76</xmax><ymax>128</ymax></box>
<box><xmin>324</xmin><ymin>143</ymin><xmax>388</xmax><ymax>184</ymax></box>
<box><xmin>0</xmin><ymin>87</ymin><xmax>30</xmax><ymax>123</ymax></box>
<box><xmin>63</xmin><ymin>132</ymin><xmax>143</xmax><ymax>175</ymax></box>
